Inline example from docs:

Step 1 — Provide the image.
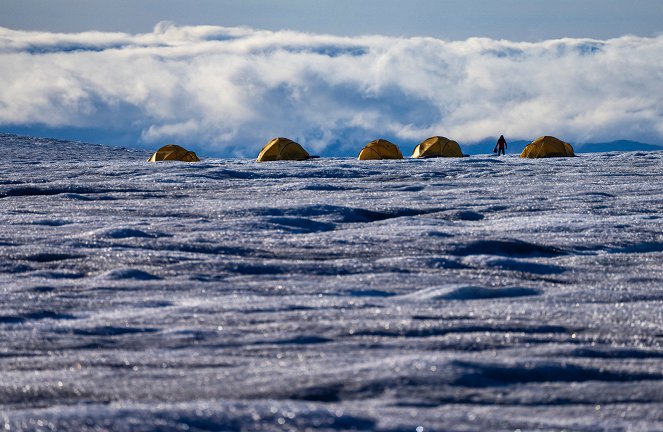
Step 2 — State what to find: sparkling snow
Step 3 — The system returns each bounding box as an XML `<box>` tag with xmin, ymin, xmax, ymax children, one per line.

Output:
<box><xmin>1</xmin><ymin>133</ymin><xmax>663</xmax><ymax>431</ymax></box>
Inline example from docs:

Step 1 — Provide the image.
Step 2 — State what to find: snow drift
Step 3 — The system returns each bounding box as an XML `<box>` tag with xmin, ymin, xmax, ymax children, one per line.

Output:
<box><xmin>1</xmin><ymin>133</ymin><xmax>663</xmax><ymax>430</ymax></box>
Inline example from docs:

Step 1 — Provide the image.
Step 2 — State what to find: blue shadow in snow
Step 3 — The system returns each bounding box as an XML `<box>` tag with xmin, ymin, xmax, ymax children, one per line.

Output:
<box><xmin>72</xmin><ymin>326</ymin><xmax>159</xmax><ymax>336</ymax></box>
<box><xmin>440</xmin><ymin>286</ymin><xmax>541</xmax><ymax>300</ymax></box>
<box><xmin>489</xmin><ymin>259</ymin><xmax>566</xmax><ymax>275</ymax></box>
<box><xmin>452</xmin><ymin>360</ymin><xmax>662</xmax><ymax>387</ymax></box>
<box><xmin>450</xmin><ymin>239</ymin><xmax>566</xmax><ymax>257</ymax></box>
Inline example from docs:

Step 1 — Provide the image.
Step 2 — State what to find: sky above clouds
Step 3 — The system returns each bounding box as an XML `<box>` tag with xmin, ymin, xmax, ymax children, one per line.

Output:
<box><xmin>3</xmin><ymin>0</ymin><xmax>663</xmax><ymax>41</ymax></box>
<box><xmin>1</xmin><ymin>1</ymin><xmax>662</xmax><ymax>156</ymax></box>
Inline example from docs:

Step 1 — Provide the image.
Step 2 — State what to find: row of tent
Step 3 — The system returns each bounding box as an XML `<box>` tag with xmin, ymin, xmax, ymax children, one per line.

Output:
<box><xmin>147</xmin><ymin>135</ymin><xmax>575</xmax><ymax>162</ymax></box>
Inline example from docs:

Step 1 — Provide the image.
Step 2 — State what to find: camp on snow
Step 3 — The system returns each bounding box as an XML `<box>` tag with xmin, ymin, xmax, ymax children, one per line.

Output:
<box><xmin>147</xmin><ymin>144</ymin><xmax>200</xmax><ymax>162</ymax></box>
<box><xmin>412</xmin><ymin>136</ymin><xmax>464</xmax><ymax>158</ymax></box>
<box><xmin>520</xmin><ymin>136</ymin><xmax>575</xmax><ymax>158</ymax></box>
<box><xmin>357</xmin><ymin>139</ymin><xmax>404</xmax><ymax>160</ymax></box>
<box><xmin>147</xmin><ymin>135</ymin><xmax>578</xmax><ymax>163</ymax></box>
<box><xmin>256</xmin><ymin>137</ymin><xmax>311</xmax><ymax>162</ymax></box>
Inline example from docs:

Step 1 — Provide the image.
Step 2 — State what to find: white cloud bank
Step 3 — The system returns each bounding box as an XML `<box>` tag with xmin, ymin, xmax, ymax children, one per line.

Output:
<box><xmin>1</xmin><ymin>22</ymin><xmax>662</xmax><ymax>155</ymax></box>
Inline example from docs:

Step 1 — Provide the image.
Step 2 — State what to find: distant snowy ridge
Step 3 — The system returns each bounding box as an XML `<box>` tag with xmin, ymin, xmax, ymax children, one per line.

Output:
<box><xmin>1</xmin><ymin>23</ymin><xmax>663</xmax><ymax>156</ymax></box>
<box><xmin>576</xmin><ymin>140</ymin><xmax>663</xmax><ymax>153</ymax></box>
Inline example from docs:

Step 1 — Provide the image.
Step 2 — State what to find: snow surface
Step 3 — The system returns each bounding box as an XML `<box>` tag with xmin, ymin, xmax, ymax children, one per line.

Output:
<box><xmin>1</xmin><ymin>133</ymin><xmax>663</xmax><ymax>431</ymax></box>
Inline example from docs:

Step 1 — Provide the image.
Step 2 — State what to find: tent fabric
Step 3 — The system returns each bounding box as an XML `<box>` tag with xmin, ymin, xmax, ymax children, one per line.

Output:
<box><xmin>256</xmin><ymin>137</ymin><xmax>310</xmax><ymax>162</ymax></box>
<box><xmin>412</xmin><ymin>136</ymin><xmax>464</xmax><ymax>158</ymax></box>
<box><xmin>357</xmin><ymin>139</ymin><xmax>403</xmax><ymax>160</ymax></box>
<box><xmin>520</xmin><ymin>136</ymin><xmax>575</xmax><ymax>158</ymax></box>
<box><xmin>147</xmin><ymin>144</ymin><xmax>200</xmax><ymax>162</ymax></box>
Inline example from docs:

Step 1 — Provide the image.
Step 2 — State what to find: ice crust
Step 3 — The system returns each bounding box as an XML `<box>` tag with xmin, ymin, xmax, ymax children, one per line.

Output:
<box><xmin>1</xmin><ymin>134</ymin><xmax>663</xmax><ymax>431</ymax></box>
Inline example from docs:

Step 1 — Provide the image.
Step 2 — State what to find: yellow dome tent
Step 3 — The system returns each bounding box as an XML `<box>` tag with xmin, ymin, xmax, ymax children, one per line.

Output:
<box><xmin>520</xmin><ymin>136</ymin><xmax>575</xmax><ymax>158</ymax></box>
<box><xmin>147</xmin><ymin>144</ymin><xmax>200</xmax><ymax>162</ymax></box>
<box><xmin>412</xmin><ymin>136</ymin><xmax>464</xmax><ymax>158</ymax></box>
<box><xmin>357</xmin><ymin>139</ymin><xmax>403</xmax><ymax>160</ymax></box>
<box><xmin>256</xmin><ymin>137</ymin><xmax>310</xmax><ymax>162</ymax></box>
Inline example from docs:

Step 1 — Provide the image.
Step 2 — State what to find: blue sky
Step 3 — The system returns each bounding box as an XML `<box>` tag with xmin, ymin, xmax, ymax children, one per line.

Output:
<box><xmin>2</xmin><ymin>0</ymin><xmax>663</xmax><ymax>41</ymax></box>
<box><xmin>1</xmin><ymin>1</ymin><xmax>663</xmax><ymax>156</ymax></box>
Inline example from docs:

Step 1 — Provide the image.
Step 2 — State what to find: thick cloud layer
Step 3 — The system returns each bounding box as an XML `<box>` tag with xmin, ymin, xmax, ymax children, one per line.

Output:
<box><xmin>1</xmin><ymin>22</ymin><xmax>662</xmax><ymax>155</ymax></box>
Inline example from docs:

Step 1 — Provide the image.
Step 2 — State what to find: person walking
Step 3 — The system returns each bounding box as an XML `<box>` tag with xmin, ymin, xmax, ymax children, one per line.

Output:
<box><xmin>494</xmin><ymin>135</ymin><xmax>507</xmax><ymax>156</ymax></box>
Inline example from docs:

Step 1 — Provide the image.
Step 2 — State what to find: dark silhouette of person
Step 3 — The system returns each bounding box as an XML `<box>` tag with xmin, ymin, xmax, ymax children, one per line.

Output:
<box><xmin>494</xmin><ymin>135</ymin><xmax>507</xmax><ymax>156</ymax></box>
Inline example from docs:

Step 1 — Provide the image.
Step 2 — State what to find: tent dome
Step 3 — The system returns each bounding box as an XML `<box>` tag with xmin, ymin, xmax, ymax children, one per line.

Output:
<box><xmin>256</xmin><ymin>137</ymin><xmax>310</xmax><ymax>162</ymax></box>
<box><xmin>357</xmin><ymin>139</ymin><xmax>403</xmax><ymax>160</ymax></box>
<box><xmin>412</xmin><ymin>136</ymin><xmax>464</xmax><ymax>158</ymax></box>
<box><xmin>520</xmin><ymin>136</ymin><xmax>575</xmax><ymax>158</ymax></box>
<box><xmin>147</xmin><ymin>144</ymin><xmax>200</xmax><ymax>162</ymax></box>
